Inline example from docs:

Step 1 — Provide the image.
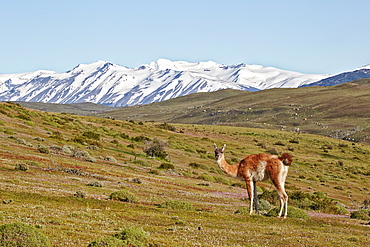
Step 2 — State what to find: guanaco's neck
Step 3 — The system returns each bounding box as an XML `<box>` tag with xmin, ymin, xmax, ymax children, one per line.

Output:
<box><xmin>216</xmin><ymin>153</ymin><xmax>239</xmax><ymax>177</ymax></box>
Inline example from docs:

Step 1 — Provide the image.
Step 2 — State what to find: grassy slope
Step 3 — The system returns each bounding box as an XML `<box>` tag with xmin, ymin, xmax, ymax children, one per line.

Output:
<box><xmin>15</xmin><ymin>101</ymin><xmax>113</xmax><ymax>115</ymax></box>
<box><xmin>0</xmin><ymin>102</ymin><xmax>369</xmax><ymax>246</ymax></box>
<box><xmin>96</xmin><ymin>79</ymin><xmax>370</xmax><ymax>145</ymax></box>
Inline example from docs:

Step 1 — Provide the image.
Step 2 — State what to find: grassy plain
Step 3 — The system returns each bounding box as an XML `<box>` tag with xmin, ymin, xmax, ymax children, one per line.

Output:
<box><xmin>0</xmin><ymin>102</ymin><xmax>369</xmax><ymax>246</ymax></box>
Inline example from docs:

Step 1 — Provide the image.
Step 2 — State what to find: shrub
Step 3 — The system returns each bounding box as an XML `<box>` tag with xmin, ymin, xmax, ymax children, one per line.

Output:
<box><xmin>0</xmin><ymin>222</ymin><xmax>50</xmax><ymax>246</ymax></box>
<box><xmin>258</xmin><ymin>199</ymin><xmax>272</xmax><ymax>211</ymax></box>
<box><xmin>234</xmin><ymin>206</ymin><xmax>249</xmax><ymax>214</ymax></box>
<box><xmin>333</xmin><ymin>205</ymin><xmax>349</xmax><ymax>215</ymax></box>
<box><xmin>266</xmin><ymin>206</ymin><xmax>310</xmax><ymax>219</ymax></box>
<box><xmin>143</xmin><ymin>138</ymin><xmax>168</xmax><ymax>159</ymax></box>
<box><xmin>213</xmin><ymin>176</ymin><xmax>230</xmax><ymax>185</ymax></box>
<box><xmin>198</xmin><ymin>174</ymin><xmax>215</xmax><ymax>183</ymax></box>
<box><xmin>133</xmin><ymin>160</ymin><xmax>149</xmax><ymax>167</ymax></box>
<box><xmin>259</xmin><ymin>190</ymin><xmax>280</xmax><ymax>205</ymax></box>
<box><xmin>88</xmin><ymin>236</ymin><xmax>125</xmax><ymax>247</ymax></box>
<box><xmin>113</xmin><ymin>227</ymin><xmax>149</xmax><ymax>245</ymax></box>
<box><xmin>85</xmin><ymin>156</ymin><xmax>97</xmax><ymax>163</ymax></box>
<box><xmin>87</xmin><ymin>181</ymin><xmax>103</xmax><ymax>187</ymax></box>
<box><xmin>72</xmin><ymin>150</ymin><xmax>90</xmax><ymax>159</ymax></box>
<box><xmin>158</xmin><ymin>122</ymin><xmax>176</xmax><ymax>131</ymax></box>
<box><xmin>37</xmin><ymin>145</ymin><xmax>50</xmax><ymax>154</ymax></box>
<box><xmin>274</xmin><ymin>141</ymin><xmax>285</xmax><ymax>146</ymax></box>
<box><xmin>62</xmin><ymin>145</ymin><xmax>75</xmax><ymax>154</ymax></box>
<box><xmin>158</xmin><ymin>163</ymin><xmax>174</xmax><ymax>170</ymax></box>
<box><xmin>83</xmin><ymin>131</ymin><xmax>100</xmax><ymax>140</ymax></box>
<box><xmin>104</xmin><ymin>156</ymin><xmax>117</xmax><ymax>163</ymax></box>
<box><xmin>109</xmin><ymin>190</ymin><xmax>138</xmax><ymax>203</ymax></box>
<box><xmin>74</xmin><ymin>191</ymin><xmax>86</xmax><ymax>198</ymax></box>
<box><xmin>15</xmin><ymin>163</ymin><xmax>29</xmax><ymax>171</ymax></box>
<box><xmin>49</xmin><ymin>131</ymin><xmax>63</xmax><ymax>140</ymax></box>
<box><xmin>334</xmin><ymin>186</ymin><xmax>345</xmax><ymax>191</ymax></box>
<box><xmin>189</xmin><ymin>162</ymin><xmax>201</xmax><ymax>169</ymax></box>
<box><xmin>350</xmin><ymin>210</ymin><xmax>370</xmax><ymax>220</ymax></box>
<box><xmin>87</xmin><ymin>145</ymin><xmax>100</xmax><ymax>151</ymax></box>
<box><xmin>159</xmin><ymin>200</ymin><xmax>194</xmax><ymax>210</ymax></box>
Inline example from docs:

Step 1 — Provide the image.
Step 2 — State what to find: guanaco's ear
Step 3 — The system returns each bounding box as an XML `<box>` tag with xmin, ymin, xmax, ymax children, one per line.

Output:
<box><xmin>222</xmin><ymin>144</ymin><xmax>226</xmax><ymax>151</ymax></box>
<box><xmin>213</xmin><ymin>143</ymin><xmax>217</xmax><ymax>149</ymax></box>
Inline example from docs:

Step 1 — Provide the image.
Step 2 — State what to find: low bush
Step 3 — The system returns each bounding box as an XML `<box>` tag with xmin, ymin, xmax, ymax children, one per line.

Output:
<box><xmin>15</xmin><ymin>163</ymin><xmax>29</xmax><ymax>171</ymax></box>
<box><xmin>87</xmin><ymin>181</ymin><xmax>103</xmax><ymax>187</ymax></box>
<box><xmin>109</xmin><ymin>190</ymin><xmax>138</xmax><ymax>203</ymax></box>
<box><xmin>37</xmin><ymin>145</ymin><xmax>50</xmax><ymax>154</ymax></box>
<box><xmin>198</xmin><ymin>174</ymin><xmax>215</xmax><ymax>183</ymax></box>
<box><xmin>159</xmin><ymin>200</ymin><xmax>194</xmax><ymax>210</ymax></box>
<box><xmin>104</xmin><ymin>156</ymin><xmax>117</xmax><ymax>163</ymax></box>
<box><xmin>258</xmin><ymin>199</ymin><xmax>272</xmax><ymax>211</ymax></box>
<box><xmin>74</xmin><ymin>191</ymin><xmax>86</xmax><ymax>198</ymax></box>
<box><xmin>266</xmin><ymin>206</ymin><xmax>310</xmax><ymax>219</ymax></box>
<box><xmin>350</xmin><ymin>210</ymin><xmax>370</xmax><ymax>220</ymax></box>
<box><xmin>0</xmin><ymin>222</ymin><xmax>50</xmax><ymax>246</ymax></box>
<box><xmin>88</xmin><ymin>236</ymin><xmax>125</xmax><ymax>247</ymax></box>
<box><xmin>89</xmin><ymin>227</ymin><xmax>150</xmax><ymax>247</ymax></box>
<box><xmin>143</xmin><ymin>138</ymin><xmax>168</xmax><ymax>159</ymax></box>
<box><xmin>113</xmin><ymin>227</ymin><xmax>149</xmax><ymax>245</ymax></box>
<box><xmin>83</xmin><ymin>131</ymin><xmax>100</xmax><ymax>140</ymax></box>
<box><xmin>213</xmin><ymin>175</ymin><xmax>230</xmax><ymax>185</ymax></box>
<box><xmin>158</xmin><ymin>163</ymin><xmax>174</xmax><ymax>170</ymax></box>
<box><xmin>234</xmin><ymin>206</ymin><xmax>249</xmax><ymax>214</ymax></box>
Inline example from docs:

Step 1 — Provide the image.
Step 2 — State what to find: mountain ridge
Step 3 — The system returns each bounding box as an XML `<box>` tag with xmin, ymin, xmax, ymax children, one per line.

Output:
<box><xmin>0</xmin><ymin>59</ymin><xmax>328</xmax><ymax>107</ymax></box>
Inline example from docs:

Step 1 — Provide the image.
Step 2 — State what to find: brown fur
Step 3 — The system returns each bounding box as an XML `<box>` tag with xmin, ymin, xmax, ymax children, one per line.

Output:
<box><xmin>214</xmin><ymin>144</ymin><xmax>292</xmax><ymax>218</ymax></box>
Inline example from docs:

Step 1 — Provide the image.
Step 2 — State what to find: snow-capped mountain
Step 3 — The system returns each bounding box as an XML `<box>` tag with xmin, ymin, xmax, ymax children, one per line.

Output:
<box><xmin>0</xmin><ymin>59</ymin><xmax>330</xmax><ymax>107</ymax></box>
<box><xmin>300</xmin><ymin>65</ymin><xmax>370</xmax><ymax>87</ymax></box>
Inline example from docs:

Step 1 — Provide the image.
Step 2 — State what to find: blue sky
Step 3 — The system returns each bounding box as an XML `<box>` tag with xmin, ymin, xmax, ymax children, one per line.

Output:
<box><xmin>1</xmin><ymin>0</ymin><xmax>369</xmax><ymax>75</ymax></box>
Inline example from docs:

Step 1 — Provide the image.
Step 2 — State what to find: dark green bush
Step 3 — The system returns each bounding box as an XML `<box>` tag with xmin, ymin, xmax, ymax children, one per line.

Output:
<box><xmin>158</xmin><ymin>123</ymin><xmax>176</xmax><ymax>131</ymax></box>
<box><xmin>109</xmin><ymin>190</ymin><xmax>138</xmax><ymax>203</ymax></box>
<box><xmin>0</xmin><ymin>222</ymin><xmax>50</xmax><ymax>247</ymax></box>
<box><xmin>83</xmin><ymin>131</ymin><xmax>100</xmax><ymax>140</ymax></box>
<box><xmin>158</xmin><ymin>163</ymin><xmax>174</xmax><ymax>170</ymax></box>
<box><xmin>15</xmin><ymin>163</ymin><xmax>29</xmax><ymax>171</ymax></box>
<box><xmin>350</xmin><ymin>210</ymin><xmax>370</xmax><ymax>220</ymax></box>
<box><xmin>74</xmin><ymin>191</ymin><xmax>86</xmax><ymax>198</ymax></box>
<box><xmin>189</xmin><ymin>162</ymin><xmax>200</xmax><ymax>169</ymax></box>
<box><xmin>266</xmin><ymin>206</ymin><xmax>310</xmax><ymax>219</ymax></box>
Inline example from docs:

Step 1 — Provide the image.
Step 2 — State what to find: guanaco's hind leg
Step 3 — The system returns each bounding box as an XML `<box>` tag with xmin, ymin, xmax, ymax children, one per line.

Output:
<box><xmin>245</xmin><ymin>180</ymin><xmax>254</xmax><ymax>214</ymax></box>
<box><xmin>270</xmin><ymin>177</ymin><xmax>288</xmax><ymax>218</ymax></box>
<box><xmin>275</xmin><ymin>184</ymin><xmax>288</xmax><ymax>218</ymax></box>
<box><xmin>253</xmin><ymin>181</ymin><xmax>259</xmax><ymax>214</ymax></box>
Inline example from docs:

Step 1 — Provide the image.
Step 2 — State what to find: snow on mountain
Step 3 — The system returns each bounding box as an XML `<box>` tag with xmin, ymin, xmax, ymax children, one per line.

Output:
<box><xmin>0</xmin><ymin>59</ymin><xmax>329</xmax><ymax>107</ymax></box>
<box><xmin>300</xmin><ymin>65</ymin><xmax>370</xmax><ymax>88</ymax></box>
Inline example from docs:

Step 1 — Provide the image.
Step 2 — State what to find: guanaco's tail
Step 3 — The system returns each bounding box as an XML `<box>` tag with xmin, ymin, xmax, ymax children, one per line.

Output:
<box><xmin>280</xmin><ymin>153</ymin><xmax>292</xmax><ymax>166</ymax></box>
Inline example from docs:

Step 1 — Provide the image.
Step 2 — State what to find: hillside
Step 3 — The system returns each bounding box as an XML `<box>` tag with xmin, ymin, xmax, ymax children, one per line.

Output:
<box><xmin>96</xmin><ymin>78</ymin><xmax>370</xmax><ymax>145</ymax></box>
<box><xmin>14</xmin><ymin>101</ymin><xmax>113</xmax><ymax>115</ymax></box>
<box><xmin>0</xmin><ymin>102</ymin><xmax>369</xmax><ymax>246</ymax></box>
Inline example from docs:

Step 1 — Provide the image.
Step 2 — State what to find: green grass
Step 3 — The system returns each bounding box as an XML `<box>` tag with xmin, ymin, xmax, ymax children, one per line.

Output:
<box><xmin>0</xmin><ymin>102</ymin><xmax>369</xmax><ymax>246</ymax></box>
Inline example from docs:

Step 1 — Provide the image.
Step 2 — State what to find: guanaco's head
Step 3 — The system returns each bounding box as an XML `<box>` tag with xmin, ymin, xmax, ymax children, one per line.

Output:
<box><xmin>213</xmin><ymin>143</ymin><xmax>226</xmax><ymax>160</ymax></box>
